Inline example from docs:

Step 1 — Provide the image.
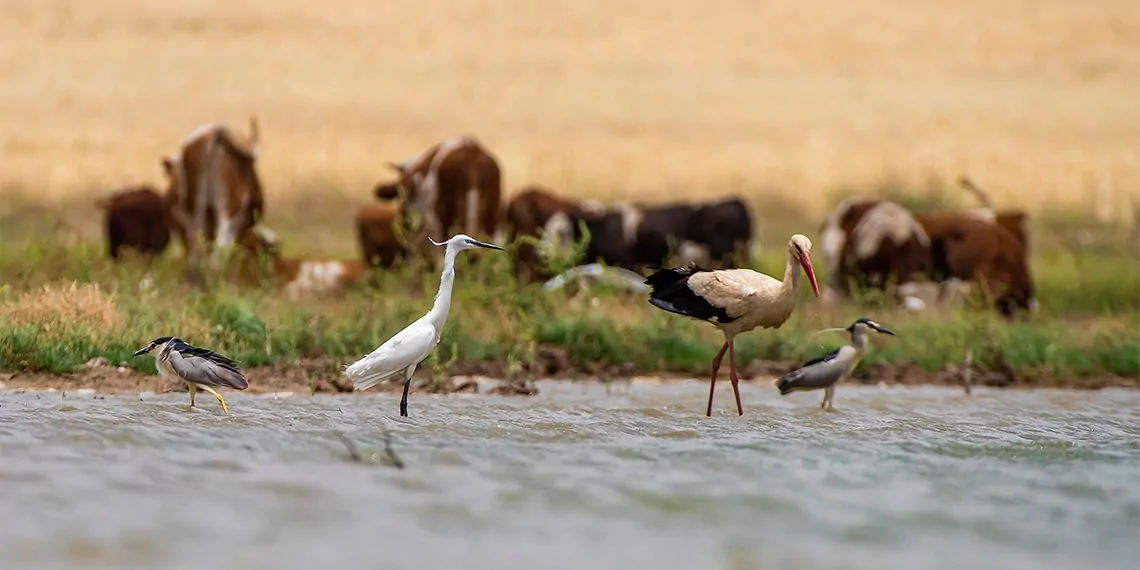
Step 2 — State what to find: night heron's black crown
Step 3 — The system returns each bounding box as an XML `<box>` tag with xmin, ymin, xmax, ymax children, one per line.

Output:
<box><xmin>848</xmin><ymin>318</ymin><xmax>877</xmax><ymax>330</ymax></box>
<box><xmin>846</xmin><ymin>317</ymin><xmax>895</xmax><ymax>336</ymax></box>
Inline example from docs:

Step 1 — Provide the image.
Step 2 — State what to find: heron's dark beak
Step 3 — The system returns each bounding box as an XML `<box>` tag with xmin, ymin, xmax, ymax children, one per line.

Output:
<box><xmin>873</xmin><ymin>325</ymin><xmax>896</xmax><ymax>336</ymax></box>
<box><xmin>472</xmin><ymin>240</ymin><xmax>504</xmax><ymax>251</ymax></box>
<box><xmin>132</xmin><ymin>345</ymin><xmax>153</xmax><ymax>357</ymax></box>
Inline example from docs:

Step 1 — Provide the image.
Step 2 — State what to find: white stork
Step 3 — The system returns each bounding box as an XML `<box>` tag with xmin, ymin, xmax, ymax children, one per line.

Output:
<box><xmin>644</xmin><ymin>234</ymin><xmax>821</xmax><ymax>416</ymax></box>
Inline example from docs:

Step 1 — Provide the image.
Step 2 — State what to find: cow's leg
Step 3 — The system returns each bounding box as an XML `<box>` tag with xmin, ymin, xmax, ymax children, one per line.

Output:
<box><xmin>433</xmin><ymin>195</ymin><xmax>457</xmax><ymax>244</ymax></box>
<box><xmin>481</xmin><ymin>191</ymin><xmax>501</xmax><ymax>240</ymax></box>
<box><xmin>465</xmin><ymin>187</ymin><xmax>480</xmax><ymax>238</ymax></box>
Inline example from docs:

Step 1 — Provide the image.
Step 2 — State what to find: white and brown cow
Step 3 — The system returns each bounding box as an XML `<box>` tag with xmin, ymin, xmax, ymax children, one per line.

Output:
<box><xmin>373</xmin><ymin>136</ymin><xmax>501</xmax><ymax>249</ymax></box>
<box><xmin>819</xmin><ymin>193</ymin><xmax>1036</xmax><ymax>317</ymax></box>
<box><xmin>502</xmin><ymin>185</ymin><xmax>604</xmax><ymax>281</ymax></box>
<box><xmin>818</xmin><ymin>197</ymin><xmax>931</xmax><ymax>297</ymax></box>
<box><xmin>165</xmin><ymin>117</ymin><xmax>265</xmax><ymax>281</ymax></box>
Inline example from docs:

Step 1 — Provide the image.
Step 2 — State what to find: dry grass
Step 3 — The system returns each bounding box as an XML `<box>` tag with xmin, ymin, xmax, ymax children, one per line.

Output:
<box><xmin>3</xmin><ymin>0</ymin><xmax>1139</xmax><ymax>244</ymax></box>
<box><xmin>0</xmin><ymin>282</ymin><xmax>124</xmax><ymax>332</ymax></box>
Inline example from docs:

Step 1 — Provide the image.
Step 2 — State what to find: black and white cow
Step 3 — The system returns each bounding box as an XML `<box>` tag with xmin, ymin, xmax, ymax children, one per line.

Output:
<box><xmin>553</xmin><ymin>196</ymin><xmax>753</xmax><ymax>273</ymax></box>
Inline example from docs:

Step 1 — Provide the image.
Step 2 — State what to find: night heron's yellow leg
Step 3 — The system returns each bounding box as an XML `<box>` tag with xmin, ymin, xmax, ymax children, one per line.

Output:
<box><xmin>188</xmin><ymin>383</ymin><xmax>197</xmax><ymax>408</ymax></box>
<box><xmin>197</xmin><ymin>385</ymin><xmax>229</xmax><ymax>414</ymax></box>
<box><xmin>824</xmin><ymin>386</ymin><xmax>837</xmax><ymax>412</ymax></box>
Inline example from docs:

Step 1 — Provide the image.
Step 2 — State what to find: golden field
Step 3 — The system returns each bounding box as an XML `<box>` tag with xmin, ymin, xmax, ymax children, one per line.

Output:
<box><xmin>2</xmin><ymin>0</ymin><xmax>1139</xmax><ymax>253</ymax></box>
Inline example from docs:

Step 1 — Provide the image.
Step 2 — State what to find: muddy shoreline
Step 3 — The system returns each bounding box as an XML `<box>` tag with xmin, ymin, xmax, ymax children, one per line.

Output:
<box><xmin>1</xmin><ymin>355</ymin><xmax>1135</xmax><ymax>396</ymax></box>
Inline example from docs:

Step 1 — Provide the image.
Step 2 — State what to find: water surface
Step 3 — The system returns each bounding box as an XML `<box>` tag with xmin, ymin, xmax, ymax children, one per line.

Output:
<box><xmin>1</xmin><ymin>382</ymin><xmax>1137</xmax><ymax>570</ymax></box>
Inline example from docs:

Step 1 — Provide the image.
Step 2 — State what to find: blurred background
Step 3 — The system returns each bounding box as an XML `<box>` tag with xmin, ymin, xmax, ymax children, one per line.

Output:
<box><xmin>3</xmin><ymin>0</ymin><xmax>1138</xmax><ymax>253</ymax></box>
<box><xmin>2</xmin><ymin>5</ymin><xmax>1139</xmax><ymax>570</ymax></box>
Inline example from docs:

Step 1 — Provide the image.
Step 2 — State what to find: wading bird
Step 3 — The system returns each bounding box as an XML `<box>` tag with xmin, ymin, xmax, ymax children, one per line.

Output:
<box><xmin>776</xmin><ymin>317</ymin><xmax>896</xmax><ymax>410</ymax></box>
<box><xmin>645</xmin><ymin>234</ymin><xmax>821</xmax><ymax>417</ymax></box>
<box><xmin>132</xmin><ymin>337</ymin><xmax>249</xmax><ymax>413</ymax></box>
<box><xmin>343</xmin><ymin>234</ymin><xmax>503</xmax><ymax>417</ymax></box>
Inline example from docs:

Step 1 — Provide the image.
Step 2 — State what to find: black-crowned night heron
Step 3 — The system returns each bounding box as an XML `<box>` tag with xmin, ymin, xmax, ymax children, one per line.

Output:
<box><xmin>133</xmin><ymin>337</ymin><xmax>249</xmax><ymax>413</ymax></box>
<box><xmin>776</xmin><ymin>317</ymin><xmax>895</xmax><ymax>411</ymax></box>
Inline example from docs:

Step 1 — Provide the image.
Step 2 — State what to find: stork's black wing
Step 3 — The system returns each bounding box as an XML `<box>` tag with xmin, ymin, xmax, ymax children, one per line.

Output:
<box><xmin>644</xmin><ymin>265</ymin><xmax>737</xmax><ymax>323</ymax></box>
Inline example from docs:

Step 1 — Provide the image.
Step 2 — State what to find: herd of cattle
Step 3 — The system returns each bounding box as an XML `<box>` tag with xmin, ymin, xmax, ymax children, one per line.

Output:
<box><xmin>94</xmin><ymin>117</ymin><xmax>1036</xmax><ymax>316</ymax></box>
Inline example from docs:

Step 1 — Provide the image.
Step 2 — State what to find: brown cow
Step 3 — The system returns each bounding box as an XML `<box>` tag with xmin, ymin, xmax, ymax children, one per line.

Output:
<box><xmin>914</xmin><ymin>213</ymin><xmax>1035</xmax><ymax>316</ymax></box>
<box><xmin>238</xmin><ymin>226</ymin><xmax>370</xmax><ymax>300</ymax></box>
<box><xmin>96</xmin><ymin>185</ymin><xmax>171</xmax><ymax>261</ymax></box>
<box><xmin>356</xmin><ymin>200</ymin><xmax>407</xmax><ymax>268</ymax></box>
<box><xmin>373</xmin><ymin>136</ymin><xmax>501</xmax><ymax>248</ymax></box>
<box><xmin>956</xmin><ymin>176</ymin><xmax>1030</xmax><ymax>250</ymax></box>
<box><xmin>166</xmin><ymin>117</ymin><xmax>265</xmax><ymax>281</ymax></box>
<box><xmin>502</xmin><ymin>185</ymin><xmax>595</xmax><ymax>281</ymax></box>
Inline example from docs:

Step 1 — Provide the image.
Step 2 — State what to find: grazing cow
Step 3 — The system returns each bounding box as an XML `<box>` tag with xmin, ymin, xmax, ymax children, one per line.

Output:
<box><xmin>558</xmin><ymin>197</ymin><xmax>753</xmax><ymax>273</ymax></box>
<box><xmin>238</xmin><ymin>226</ymin><xmax>370</xmax><ymax>300</ymax></box>
<box><xmin>356</xmin><ymin>200</ymin><xmax>407</xmax><ymax>268</ymax></box>
<box><xmin>819</xmin><ymin>196</ymin><xmax>1035</xmax><ymax>316</ymax></box>
<box><xmin>96</xmin><ymin>185</ymin><xmax>171</xmax><ymax>261</ymax></box>
<box><xmin>502</xmin><ymin>185</ymin><xmax>597</xmax><ymax>281</ymax></box>
<box><xmin>915</xmin><ymin>214</ymin><xmax>1035</xmax><ymax>316</ymax></box>
<box><xmin>373</xmin><ymin>136</ymin><xmax>501</xmax><ymax>249</ymax></box>
<box><xmin>166</xmin><ymin>117</ymin><xmax>265</xmax><ymax>280</ymax></box>
<box><xmin>818</xmin><ymin>197</ymin><xmax>931</xmax><ymax>296</ymax></box>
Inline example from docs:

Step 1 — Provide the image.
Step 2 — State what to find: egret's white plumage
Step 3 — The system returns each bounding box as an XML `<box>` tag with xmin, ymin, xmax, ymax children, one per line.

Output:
<box><xmin>345</xmin><ymin>316</ymin><xmax>438</xmax><ymax>391</ymax></box>
<box><xmin>342</xmin><ymin>234</ymin><xmax>503</xmax><ymax>416</ymax></box>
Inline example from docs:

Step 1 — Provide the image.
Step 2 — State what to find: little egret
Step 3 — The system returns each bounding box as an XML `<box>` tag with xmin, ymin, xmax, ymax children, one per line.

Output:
<box><xmin>776</xmin><ymin>317</ymin><xmax>896</xmax><ymax>410</ymax></box>
<box><xmin>132</xmin><ymin>337</ymin><xmax>249</xmax><ymax>413</ymax></box>
<box><xmin>343</xmin><ymin>234</ymin><xmax>503</xmax><ymax>416</ymax></box>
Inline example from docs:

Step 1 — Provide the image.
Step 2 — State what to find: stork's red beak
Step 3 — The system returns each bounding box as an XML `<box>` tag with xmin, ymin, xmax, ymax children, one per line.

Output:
<box><xmin>801</xmin><ymin>253</ymin><xmax>821</xmax><ymax>297</ymax></box>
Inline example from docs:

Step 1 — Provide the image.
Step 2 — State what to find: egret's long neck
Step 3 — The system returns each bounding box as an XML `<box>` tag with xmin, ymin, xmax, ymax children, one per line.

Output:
<box><xmin>426</xmin><ymin>246</ymin><xmax>459</xmax><ymax>329</ymax></box>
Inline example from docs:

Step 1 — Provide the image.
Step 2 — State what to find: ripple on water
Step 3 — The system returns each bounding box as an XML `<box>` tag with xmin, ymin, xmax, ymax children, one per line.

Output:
<box><xmin>0</xmin><ymin>384</ymin><xmax>1138</xmax><ymax>570</ymax></box>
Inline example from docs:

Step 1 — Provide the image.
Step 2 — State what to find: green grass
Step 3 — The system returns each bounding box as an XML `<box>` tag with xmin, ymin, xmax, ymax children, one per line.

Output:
<box><xmin>1</xmin><ymin>231</ymin><xmax>1137</xmax><ymax>383</ymax></box>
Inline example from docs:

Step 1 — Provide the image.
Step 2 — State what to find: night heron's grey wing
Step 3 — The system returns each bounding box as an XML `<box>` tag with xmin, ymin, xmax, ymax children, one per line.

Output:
<box><xmin>167</xmin><ymin>345</ymin><xmax>249</xmax><ymax>390</ymax></box>
<box><xmin>776</xmin><ymin>347</ymin><xmax>850</xmax><ymax>394</ymax></box>
<box><xmin>799</xmin><ymin>347</ymin><xmax>841</xmax><ymax>369</ymax></box>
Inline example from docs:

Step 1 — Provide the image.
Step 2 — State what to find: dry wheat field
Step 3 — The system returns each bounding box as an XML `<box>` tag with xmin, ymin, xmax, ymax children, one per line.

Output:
<box><xmin>2</xmin><ymin>0</ymin><xmax>1139</xmax><ymax>252</ymax></box>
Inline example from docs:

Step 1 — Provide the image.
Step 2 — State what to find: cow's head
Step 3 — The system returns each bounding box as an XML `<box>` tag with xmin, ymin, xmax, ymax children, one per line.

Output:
<box><xmin>374</xmin><ymin>161</ymin><xmax>416</xmax><ymax>201</ymax></box>
<box><xmin>990</xmin><ymin>256</ymin><xmax>1035</xmax><ymax>318</ymax></box>
<box><xmin>976</xmin><ymin>235</ymin><xmax>1035</xmax><ymax>318</ymax></box>
<box><xmin>160</xmin><ymin>156</ymin><xmax>180</xmax><ymax>196</ymax></box>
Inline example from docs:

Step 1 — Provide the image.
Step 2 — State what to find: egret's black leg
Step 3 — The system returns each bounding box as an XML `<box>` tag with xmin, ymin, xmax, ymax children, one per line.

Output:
<box><xmin>400</xmin><ymin>378</ymin><xmax>412</xmax><ymax>417</ymax></box>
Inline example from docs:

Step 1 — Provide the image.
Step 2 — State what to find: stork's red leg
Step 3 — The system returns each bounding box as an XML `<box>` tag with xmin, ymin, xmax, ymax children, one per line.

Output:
<box><xmin>707</xmin><ymin>342</ymin><xmax>729</xmax><ymax>417</ymax></box>
<box><xmin>728</xmin><ymin>338</ymin><xmax>743</xmax><ymax>416</ymax></box>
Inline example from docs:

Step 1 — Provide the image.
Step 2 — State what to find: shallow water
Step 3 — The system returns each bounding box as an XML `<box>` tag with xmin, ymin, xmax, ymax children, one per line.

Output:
<box><xmin>1</xmin><ymin>382</ymin><xmax>1138</xmax><ymax>570</ymax></box>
